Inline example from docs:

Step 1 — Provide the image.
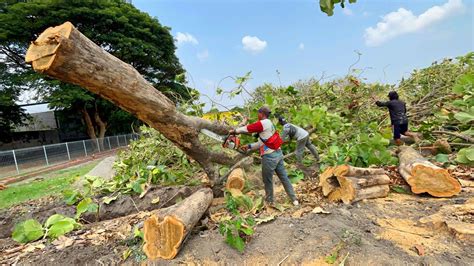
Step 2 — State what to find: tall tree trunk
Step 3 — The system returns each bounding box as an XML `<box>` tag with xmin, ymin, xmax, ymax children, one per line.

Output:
<box><xmin>80</xmin><ymin>106</ymin><xmax>97</xmax><ymax>140</ymax></box>
<box><xmin>25</xmin><ymin>22</ymin><xmax>241</xmax><ymax>181</ymax></box>
<box><xmin>94</xmin><ymin>102</ymin><xmax>107</xmax><ymax>150</ymax></box>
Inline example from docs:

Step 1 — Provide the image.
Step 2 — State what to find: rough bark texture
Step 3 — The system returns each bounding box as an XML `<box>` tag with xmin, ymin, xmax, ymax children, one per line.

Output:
<box><xmin>80</xmin><ymin>107</ymin><xmax>97</xmax><ymax>141</ymax></box>
<box><xmin>398</xmin><ymin>146</ymin><xmax>461</xmax><ymax>197</ymax></box>
<box><xmin>143</xmin><ymin>188</ymin><xmax>213</xmax><ymax>260</ymax></box>
<box><xmin>25</xmin><ymin>22</ymin><xmax>240</xmax><ymax>181</ymax></box>
<box><xmin>319</xmin><ymin>165</ymin><xmax>390</xmax><ymax>204</ymax></box>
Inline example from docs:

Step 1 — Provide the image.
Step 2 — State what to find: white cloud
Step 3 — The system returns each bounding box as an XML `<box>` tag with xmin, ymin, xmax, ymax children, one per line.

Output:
<box><xmin>242</xmin><ymin>35</ymin><xmax>267</xmax><ymax>53</ymax></box>
<box><xmin>298</xmin><ymin>43</ymin><xmax>305</xmax><ymax>50</ymax></box>
<box><xmin>364</xmin><ymin>0</ymin><xmax>463</xmax><ymax>46</ymax></box>
<box><xmin>342</xmin><ymin>8</ymin><xmax>353</xmax><ymax>16</ymax></box>
<box><xmin>197</xmin><ymin>49</ymin><xmax>209</xmax><ymax>61</ymax></box>
<box><xmin>175</xmin><ymin>32</ymin><xmax>198</xmax><ymax>45</ymax></box>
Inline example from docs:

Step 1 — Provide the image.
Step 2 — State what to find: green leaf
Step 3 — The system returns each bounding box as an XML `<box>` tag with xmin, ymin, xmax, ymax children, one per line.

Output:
<box><xmin>391</xmin><ymin>186</ymin><xmax>410</xmax><ymax>194</ymax></box>
<box><xmin>456</xmin><ymin>148</ymin><xmax>474</xmax><ymax>165</ymax></box>
<box><xmin>454</xmin><ymin>111</ymin><xmax>474</xmax><ymax>123</ymax></box>
<box><xmin>76</xmin><ymin>198</ymin><xmax>98</xmax><ymax>219</ymax></box>
<box><xmin>45</xmin><ymin>214</ymin><xmax>67</xmax><ymax>228</ymax></box>
<box><xmin>229</xmin><ymin>234</ymin><xmax>245</xmax><ymax>253</ymax></box>
<box><xmin>240</xmin><ymin>227</ymin><xmax>254</xmax><ymax>236</ymax></box>
<box><xmin>46</xmin><ymin>220</ymin><xmax>75</xmax><ymax>239</ymax></box>
<box><xmin>12</xmin><ymin>219</ymin><xmax>44</xmax><ymax>244</ymax></box>
<box><xmin>102</xmin><ymin>195</ymin><xmax>118</xmax><ymax>204</ymax></box>
<box><xmin>435</xmin><ymin>154</ymin><xmax>449</xmax><ymax>163</ymax></box>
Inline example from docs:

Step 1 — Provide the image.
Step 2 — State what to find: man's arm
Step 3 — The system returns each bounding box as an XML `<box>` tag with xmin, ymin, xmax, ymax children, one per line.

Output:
<box><xmin>235</xmin><ymin>120</ymin><xmax>263</xmax><ymax>134</ymax></box>
<box><xmin>375</xmin><ymin>101</ymin><xmax>389</xmax><ymax>107</ymax></box>
<box><xmin>281</xmin><ymin>124</ymin><xmax>290</xmax><ymax>142</ymax></box>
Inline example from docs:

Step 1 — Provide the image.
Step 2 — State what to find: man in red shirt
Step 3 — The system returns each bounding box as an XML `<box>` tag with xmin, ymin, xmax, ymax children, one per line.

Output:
<box><xmin>230</xmin><ymin>106</ymin><xmax>299</xmax><ymax>206</ymax></box>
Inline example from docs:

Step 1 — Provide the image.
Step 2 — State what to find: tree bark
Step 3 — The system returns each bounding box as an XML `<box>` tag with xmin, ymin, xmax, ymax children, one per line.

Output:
<box><xmin>25</xmin><ymin>22</ymin><xmax>241</xmax><ymax>182</ymax></box>
<box><xmin>80</xmin><ymin>106</ymin><xmax>97</xmax><ymax>140</ymax></box>
<box><xmin>143</xmin><ymin>188</ymin><xmax>213</xmax><ymax>260</ymax></box>
<box><xmin>398</xmin><ymin>146</ymin><xmax>461</xmax><ymax>197</ymax></box>
<box><xmin>319</xmin><ymin>165</ymin><xmax>390</xmax><ymax>204</ymax></box>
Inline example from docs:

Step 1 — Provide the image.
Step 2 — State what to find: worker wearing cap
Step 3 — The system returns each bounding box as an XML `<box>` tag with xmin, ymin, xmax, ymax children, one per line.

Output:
<box><xmin>278</xmin><ymin>116</ymin><xmax>320</xmax><ymax>173</ymax></box>
<box><xmin>229</xmin><ymin>106</ymin><xmax>299</xmax><ymax>206</ymax></box>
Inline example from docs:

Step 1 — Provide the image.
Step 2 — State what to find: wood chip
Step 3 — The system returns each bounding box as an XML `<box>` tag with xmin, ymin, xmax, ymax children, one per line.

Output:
<box><xmin>414</xmin><ymin>244</ymin><xmax>425</xmax><ymax>256</ymax></box>
<box><xmin>312</xmin><ymin>207</ymin><xmax>331</xmax><ymax>214</ymax></box>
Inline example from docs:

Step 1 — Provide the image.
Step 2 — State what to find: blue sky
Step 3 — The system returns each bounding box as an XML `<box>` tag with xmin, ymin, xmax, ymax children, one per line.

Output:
<box><xmin>132</xmin><ymin>0</ymin><xmax>473</xmax><ymax>108</ymax></box>
<box><xmin>26</xmin><ymin>0</ymin><xmax>474</xmax><ymax>112</ymax></box>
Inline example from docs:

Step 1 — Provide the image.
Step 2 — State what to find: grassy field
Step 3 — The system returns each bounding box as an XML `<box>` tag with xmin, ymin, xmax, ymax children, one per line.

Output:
<box><xmin>0</xmin><ymin>161</ymin><xmax>97</xmax><ymax>210</ymax></box>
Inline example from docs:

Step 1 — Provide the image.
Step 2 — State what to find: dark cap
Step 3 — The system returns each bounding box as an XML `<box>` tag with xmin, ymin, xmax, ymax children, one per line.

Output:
<box><xmin>278</xmin><ymin>116</ymin><xmax>287</xmax><ymax>125</ymax></box>
<box><xmin>258</xmin><ymin>106</ymin><xmax>271</xmax><ymax>117</ymax></box>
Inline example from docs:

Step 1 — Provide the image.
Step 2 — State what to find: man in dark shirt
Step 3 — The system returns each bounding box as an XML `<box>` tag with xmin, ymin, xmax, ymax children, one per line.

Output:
<box><xmin>376</xmin><ymin>91</ymin><xmax>420</xmax><ymax>145</ymax></box>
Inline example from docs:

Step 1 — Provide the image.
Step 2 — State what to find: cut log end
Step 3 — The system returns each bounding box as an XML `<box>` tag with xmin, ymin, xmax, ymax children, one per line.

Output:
<box><xmin>225</xmin><ymin>168</ymin><xmax>245</xmax><ymax>191</ymax></box>
<box><xmin>25</xmin><ymin>21</ymin><xmax>74</xmax><ymax>70</ymax></box>
<box><xmin>143</xmin><ymin>215</ymin><xmax>185</xmax><ymax>260</ymax></box>
<box><xmin>408</xmin><ymin>164</ymin><xmax>461</xmax><ymax>197</ymax></box>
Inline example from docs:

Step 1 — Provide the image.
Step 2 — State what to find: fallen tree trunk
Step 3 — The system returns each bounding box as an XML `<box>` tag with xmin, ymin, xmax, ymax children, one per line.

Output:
<box><xmin>0</xmin><ymin>186</ymin><xmax>196</xmax><ymax>239</ymax></box>
<box><xmin>398</xmin><ymin>146</ymin><xmax>461</xmax><ymax>197</ymax></box>
<box><xmin>143</xmin><ymin>187</ymin><xmax>213</xmax><ymax>260</ymax></box>
<box><xmin>319</xmin><ymin>165</ymin><xmax>390</xmax><ymax>204</ymax></box>
<box><xmin>25</xmin><ymin>22</ymin><xmax>242</xmax><ymax>182</ymax></box>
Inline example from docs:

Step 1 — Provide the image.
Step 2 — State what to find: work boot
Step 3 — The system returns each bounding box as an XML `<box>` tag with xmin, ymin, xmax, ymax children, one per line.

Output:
<box><xmin>395</xmin><ymin>139</ymin><xmax>404</xmax><ymax>146</ymax></box>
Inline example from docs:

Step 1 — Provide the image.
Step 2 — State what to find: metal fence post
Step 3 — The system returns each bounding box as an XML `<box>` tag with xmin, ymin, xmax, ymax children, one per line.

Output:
<box><xmin>12</xmin><ymin>150</ymin><xmax>19</xmax><ymax>174</ymax></box>
<box><xmin>96</xmin><ymin>138</ymin><xmax>100</xmax><ymax>152</ymax></box>
<box><xmin>83</xmin><ymin>140</ymin><xmax>88</xmax><ymax>156</ymax></box>
<box><xmin>43</xmin><ymin>145</ymin><xmax>49</xmax><ymax>165</ymax></box>
<box><xmin>123</xmin><ymin>134</ymin><xmax>127</xmax><ymax>146</ymax></box>
<box><xmin>66</xmin><ymin>142</ymin><xmax>71</xmax><ymax>160</ymax></box>
<box><xmin>116</xmin><ymin>135</ymin><xmax>120</xmax><ymax>146</ymax></box>
<box><xmin>107</xmin><ymin>137</ymin><xmax>111</xmax><ymax>150</ymax></box>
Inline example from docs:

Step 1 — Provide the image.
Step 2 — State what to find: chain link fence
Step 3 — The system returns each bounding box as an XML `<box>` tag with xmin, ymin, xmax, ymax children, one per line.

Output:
<box><xmin>0</xmin><ymin>133</ymin><xmax>139</xmax><ymax>179</ymax></box>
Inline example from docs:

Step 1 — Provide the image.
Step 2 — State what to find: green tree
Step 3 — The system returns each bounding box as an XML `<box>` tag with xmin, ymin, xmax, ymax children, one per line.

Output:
<box><xmin>0</xmin><ymin>62</ymin><xmax>28</xmax><ymax>142</ymax></box>
<box><xmin>0</xmin><ymin>0</ymin><xmax>188</xmax><ymax>140</ymax></box>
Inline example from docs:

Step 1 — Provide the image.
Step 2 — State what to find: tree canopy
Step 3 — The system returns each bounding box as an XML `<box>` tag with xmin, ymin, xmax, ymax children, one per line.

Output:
<box><xmin>0</xmin><ymin>0</ymin><xmax>190</xmax><ymax>140</ymax></box>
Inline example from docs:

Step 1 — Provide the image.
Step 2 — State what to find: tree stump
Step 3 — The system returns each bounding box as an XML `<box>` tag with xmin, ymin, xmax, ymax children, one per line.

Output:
<box><xmin>319</xmin><ymin>165</ymin><xmax>390</xmax><ymax>204</ymax></box>
<box><xmin>143</xmin><ymin>188</ymin><xmax>213</xmax><ymax>260</ymax></box>
<box><xmin>398</xmin><ymin>146</ymin><xmax>461</xmax><ymax>197</ymax></box>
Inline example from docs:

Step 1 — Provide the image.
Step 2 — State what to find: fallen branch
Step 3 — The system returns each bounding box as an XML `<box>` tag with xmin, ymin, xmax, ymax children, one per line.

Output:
<box><xmin>432</xmin><ymin>131</ymin><xmax>474</xmax><ymax>143</ymax></box>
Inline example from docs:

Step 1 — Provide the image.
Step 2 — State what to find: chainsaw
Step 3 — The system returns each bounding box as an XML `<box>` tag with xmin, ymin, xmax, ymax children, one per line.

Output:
<box><xmin>200</xmin><ymin>129</ymin><xmax>244</xmax><ymax>153</ymax></box>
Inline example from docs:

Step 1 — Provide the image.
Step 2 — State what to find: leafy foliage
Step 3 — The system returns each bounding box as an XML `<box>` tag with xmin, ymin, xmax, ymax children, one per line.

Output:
<box><xmin>12</xmin><ymin>214</ymin><xmax>79</xmax><ymax>244</ymax></box>
<box><xmin>319</xmin><ymin>0</ymin><xmax>357</xmax><ymax>16</ymax></box>
<box><xmin>218</xmin><ymin>191</ymin><xmax>261</xmax><ymax>253</ymax></box>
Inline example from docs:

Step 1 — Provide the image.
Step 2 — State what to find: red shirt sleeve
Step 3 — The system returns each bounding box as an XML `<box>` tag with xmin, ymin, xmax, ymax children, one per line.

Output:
<box><xmin>246</xmin><ymin>121</ymin><xmax>263</xmax><ymax>133</ymax></box>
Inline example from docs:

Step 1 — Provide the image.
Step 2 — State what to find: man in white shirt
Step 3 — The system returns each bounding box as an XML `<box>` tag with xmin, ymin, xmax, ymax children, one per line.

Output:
<box><xmin>278</xmin><ymin>116</ymin><xmax>320</xmax><ymax>173</ymax></box>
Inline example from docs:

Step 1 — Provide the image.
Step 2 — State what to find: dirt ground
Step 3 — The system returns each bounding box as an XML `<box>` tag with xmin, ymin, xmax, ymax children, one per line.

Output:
<box><xmin>1</xmin><ymin>166</ymin><xmax>473</xmax><ymax>265</ymax></box>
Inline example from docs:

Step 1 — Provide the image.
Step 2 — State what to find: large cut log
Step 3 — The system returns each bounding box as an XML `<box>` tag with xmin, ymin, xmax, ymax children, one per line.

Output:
<box><xmin>143</xmin><ymin>188</ymin><xmax>213</xmax><ymax>260</ymax></box>
<box><xmin>25</xmin><ymin>22</ymin><xmax>242</xmax><ymax>181</ymax></box>
<box><xmin>319</xmin><ymin>165</ymin><xmax>390</xmax><ymax>204</ymax></box>
<box><xmin>398</xmin><ymin>146</ymin><xmax>461</xmax><ymax>197</ymax></box>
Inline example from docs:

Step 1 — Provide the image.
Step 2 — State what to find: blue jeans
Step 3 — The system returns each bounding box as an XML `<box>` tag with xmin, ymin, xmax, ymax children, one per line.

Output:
<box><xmin>261</xmin><ymin>150</ymin><xmax>297</xmax><ymax>203</ymax></box>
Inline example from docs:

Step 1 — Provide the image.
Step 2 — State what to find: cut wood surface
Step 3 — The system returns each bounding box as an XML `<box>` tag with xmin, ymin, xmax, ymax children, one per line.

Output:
<box><xmin>398</xmin><ymin>146</ymin><xmax>461</xmax><ymax>197</ymax></box>
<box><xmin>319</xmin><ymin>165</ymin><xmax>390</xmax><ymax>204</ymax></box>
<box><xmin>143</xmin><ymin>188</ymin><xmax>213</xmax><ymax>260</ymax></box>
<box><xmin>225</xmin><ymin>168</ymin><xmax>245</xmax><ymax>191</ymax></box>
<box><xmin>25</xmin><ymin>22</ymin><xmax>242</xmax><ymax>182</ymax></box>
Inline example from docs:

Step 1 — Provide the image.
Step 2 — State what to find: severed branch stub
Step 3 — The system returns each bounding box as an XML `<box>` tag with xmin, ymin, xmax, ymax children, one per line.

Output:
<box><xmin>319</xmin><ymin>165</ymin><xmax>390</xmax><ymax>204</ymax></box>
<box><xmin>398</xmin><ymin>146</ymin><xmax>461</xmax><ymax>197</ymax></box>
